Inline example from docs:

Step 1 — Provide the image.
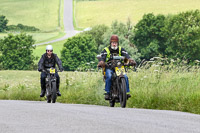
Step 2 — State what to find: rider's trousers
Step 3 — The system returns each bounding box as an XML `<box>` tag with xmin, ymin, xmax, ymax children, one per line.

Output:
<box><xmin>105</xmin><ymin>69</ymin><xmax>130</xmax><ymax>93</ymax></box>
<box><xmin>40</xmin><ymin>72</ymin><xmax>60</xmax><ymax>90</ymax></box>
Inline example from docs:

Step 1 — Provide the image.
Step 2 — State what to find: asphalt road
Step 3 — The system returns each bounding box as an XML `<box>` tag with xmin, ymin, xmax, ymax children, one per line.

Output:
<box><xmin>0</xmin><ymin>100</ymin><xmax>200</xmax><ymax>133</ymax></box>
<box><xmin>34</xmin><ymin>0</ymin><xmax>81</xmax><ymax>46</ymax></box>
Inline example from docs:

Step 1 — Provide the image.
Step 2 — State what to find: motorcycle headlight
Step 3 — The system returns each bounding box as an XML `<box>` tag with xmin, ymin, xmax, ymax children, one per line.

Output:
<box><xmin>117</xmin><ymin>62</ymin><xmax>121</xmax><ymax>66</ymax></box>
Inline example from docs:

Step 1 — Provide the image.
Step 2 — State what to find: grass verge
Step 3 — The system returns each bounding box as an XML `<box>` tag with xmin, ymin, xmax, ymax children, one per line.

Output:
<box><xmin>0</xmin><ymin>67</ymin><xmax>200</xmax><ymax>114</ymax></box>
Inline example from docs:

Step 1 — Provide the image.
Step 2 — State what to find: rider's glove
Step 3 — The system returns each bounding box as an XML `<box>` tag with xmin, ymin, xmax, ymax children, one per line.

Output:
<box><xmin>97</xmin><ymin>61</ymin><xmax>105</xmax><ymax>68</ymax></box>
<box><xmin>129</xmin><ymin>59</ymin><xmax>137</xmax><ymax>66</ymax></box>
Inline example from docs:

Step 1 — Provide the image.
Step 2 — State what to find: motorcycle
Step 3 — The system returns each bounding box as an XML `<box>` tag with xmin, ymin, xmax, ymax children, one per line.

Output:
<box><xmin>97</xmin><ymin>55</ymin><xmax>130</xmax><ymax>108</ymax></box>
<box><xmin>43</xmin><ymin>67</ymin><xmax>58</xmax><ymax>103</ymax></box>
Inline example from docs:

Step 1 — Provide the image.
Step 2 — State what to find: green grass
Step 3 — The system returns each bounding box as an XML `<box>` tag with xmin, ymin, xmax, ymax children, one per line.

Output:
<box><xmin>0</xmin><ymin>65</ymin><xmax>200</xmax><ymax>114</ymax></box>
<box><xmin>0</xmin><ymin>0</ymin><xmax>66</xmax><ymax>43</ymax></box>
<box><xmin>75</xmin><ymin>0</ymin><xmax>200</xmax><ymax>28</ymax></box>
<box><xmin>34</xmin><ymin>39</ymin><xmax>66</xmax><ymax>60</ymax></box>
<box><xmin>0</xmin><ymin>0</ymin><xmax>60</xmax><ymax>31</ymax></box>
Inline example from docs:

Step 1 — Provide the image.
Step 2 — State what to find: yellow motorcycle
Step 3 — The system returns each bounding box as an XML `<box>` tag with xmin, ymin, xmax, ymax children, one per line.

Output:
<box><xmin>98</xmin><ymin>55</ymin><xmax>129</xmax><ymax>108</ymax></box>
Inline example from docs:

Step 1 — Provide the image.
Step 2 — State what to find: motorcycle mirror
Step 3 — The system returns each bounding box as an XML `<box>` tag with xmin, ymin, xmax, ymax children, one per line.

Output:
<box><xmin>96</xmin><ymin>55</ymin><xmax>101</xmax><ymax>61</ymax></box>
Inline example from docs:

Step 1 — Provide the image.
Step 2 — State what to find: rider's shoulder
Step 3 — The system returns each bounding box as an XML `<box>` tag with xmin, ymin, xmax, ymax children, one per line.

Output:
<box><xmin>121</xmin><ymin>47</ymin><xmax>126</xmax><ymax>51</ymax></box>
<box><xmin>41</xmin><ymin>53</ymin><xmax>46</xmax><ymax>57</ymax></box>
<box><xmin>52</xmin><ymin>53</ymin><xmax>57</xmax><ymax>56</ymax></box>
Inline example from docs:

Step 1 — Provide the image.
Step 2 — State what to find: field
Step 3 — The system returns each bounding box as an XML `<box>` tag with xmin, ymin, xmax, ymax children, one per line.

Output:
<box><xmin>34</xmin><ymin>39</ymin><xmax>66</xmax><ymax>60</ymax></box>
<box><xmin>1</xmin><ymin>63</ymin><xmax>200</xmax><ymax>114</ymax></box>
<box><xmin>75</xmin><ymin>0</ymin><xmax>200</xmax><ymax>28</ymax></box>
<box><xmin>0</xmin><ymin>0</ymin><xmax>64</xmax><ymax>43</ymax></box>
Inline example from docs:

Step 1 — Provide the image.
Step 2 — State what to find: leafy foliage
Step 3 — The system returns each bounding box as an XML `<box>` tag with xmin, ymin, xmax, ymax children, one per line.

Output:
<box><xmin>0</xmin><ymin>33</ymin><xmax>36</xmax><ymax>70</ymax></box>
<box><xmin>162</xmin><ymin>10</ymin><xmax>200</xmax><ymax>60</ymax></box>
<box><xmin>132</xmin><ymin>13</ymin><xmax>166</xmax><ymax>60</ymax></box>
<box><xmin>0</xmin><ymin>15</ymin><xmax>8</xmax><ymax>32</ymax></box>
<box><xmin>7</xmin><ymin>24</ymin><xmax>40</xmax><ymax>32</ymax></box>
<box><xmin>61</xmin><ymin>35</ymin><xmax>97</xmax><ymax>71</ymax></box>
<box><xmin>81</xmin><ymin>24</ymin><xmax>109</xmax><ymax>49</ymax></box>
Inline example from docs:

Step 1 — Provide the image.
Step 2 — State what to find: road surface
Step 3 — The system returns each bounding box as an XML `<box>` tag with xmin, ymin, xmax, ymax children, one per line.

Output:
<box><xmin>34</xmin><ymin>0</ymin><xmax>81</xmax><ymax>46</ymax></box>
<box><xmin>0</xmin><ymin>100</ymin><xmax>200</xmax><ymax>133</ymax></box>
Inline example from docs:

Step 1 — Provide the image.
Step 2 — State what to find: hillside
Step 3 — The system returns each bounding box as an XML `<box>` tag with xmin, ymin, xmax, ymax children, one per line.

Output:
<box><xmin>0</xmin><ymin>0</ymin><xmax>64</xmax><ymax>43</ymax></box>
<box><xmin>75</xmin><ymin>0</ymin><xmax>200</xmax><ymax>28</ymax></box>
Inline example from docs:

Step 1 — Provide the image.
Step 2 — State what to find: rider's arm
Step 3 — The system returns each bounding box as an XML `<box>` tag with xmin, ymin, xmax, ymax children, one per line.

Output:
<box><xmin>99</xmin><ymin>49</ymin><xmax>107</xmax><ymax>62</ymax></box>
<box><xmin>121</xmin><ymin>48</ymin><xmax>130</xmax><ymax>59</ymax></box>
<box><xmin>54</xmin><ymin>54</ymin><xmax>64</xmax><ymax>71</ymax></box>
<box><xmin>121</xmin><ymin>48</ymin><xmax>136</xmax><ymax>66</ymax></box>
<box><xmin>38</xmin><ymin>54</ymin><xmax>45</xmax><ymax>71</ymax></box>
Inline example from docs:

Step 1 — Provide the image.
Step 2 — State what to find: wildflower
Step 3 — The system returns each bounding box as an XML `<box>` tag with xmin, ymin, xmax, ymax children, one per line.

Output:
<box><xmin>154</xmin><ymin>70</ymin><xmax>159</xmax><ymax>72</ymax></box>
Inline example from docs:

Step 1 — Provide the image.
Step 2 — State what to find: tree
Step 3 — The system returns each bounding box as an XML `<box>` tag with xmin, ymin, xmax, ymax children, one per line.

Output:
<box><xmin>81</xmin><ymin>24</ymin><xmax>109</xmax><ymax>50</ymax></box>
<box><xmin>61</xmin><ymin>35</ymin><xmax>97</xmax><ymax>71</ymax></box>
<box><xmin>0</xmin><ymin>15</ymin><xmax>8</xmax><ymax>32</ymax></box>
<box><xmin>132</xmin><ymin>13</ymin><xmax>166</xmax><ymax>60</ymax></box>
<box><xmin>0</xmin><ymin>33</ymin><xmax>36</xmax><ymax>70</ymax></box>
<box><xmin>162</xmin><ymin>10</ymin><xmax>200</xmax><ymax>60</ymax></box>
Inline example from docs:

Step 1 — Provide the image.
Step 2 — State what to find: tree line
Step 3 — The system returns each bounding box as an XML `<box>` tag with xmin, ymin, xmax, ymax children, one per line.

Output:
<box><xmin>0</xmin><ymin>15</ymin><xmax>39</xmax><ymax>32</ymax></box>
<box><xmin>0</xmin><ymin>10</ymin><xmax>200</xmax><ymax>70</ymax></box>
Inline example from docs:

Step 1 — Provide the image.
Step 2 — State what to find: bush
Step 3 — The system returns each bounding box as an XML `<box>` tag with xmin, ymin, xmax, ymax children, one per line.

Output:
<box><xmin>81</xmin><ymin>24</ymin><xmax>109</xmax><ymax>50</ymax></box>
<box><xmin>7</xmin><ymin>24</ymin><xmax>40</xmax><ymax>32</ymax></box>
<box><xmin>0</xmin><ymin>33</ymin><xmax>36</xmax><ymax>70</ymax></box>
<box><xmin>162</xmin><ymin>10</ymin><xmax>200</xmax><ymax>60</ymax></box>
<box><xmin>132</xmin><ymin>13</ymin><xmax>166</xmax><ymax>60</ymax></box>
<box><xmin>0</xmin><ymin>15</ymin><xmax>8</xmax><ymax>32</ymax></box>
<box><xmin>61</xmin><ymin>35</ymin><xmax>97</xmax><ymax>71</ymax></box>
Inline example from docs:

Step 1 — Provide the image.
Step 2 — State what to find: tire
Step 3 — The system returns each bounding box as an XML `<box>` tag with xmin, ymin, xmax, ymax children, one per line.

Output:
<box><xmin>109</xmin><ymin>100</ymin><xmax>115</xmax><ymax>107</ymax></box>
<box><xmin>46</xmin><ymin>87</ymin><xmax>51</xmax><ymax>103</ymax></box>
<box><xmin>119</xmin><ymin>77</ymin><xmax>127</xmax><ymax>108</ymax></box>
<box><xmin>51</xmin><ymin>82</ymin><xmax>57</xmax><ymax>103</ymax></box>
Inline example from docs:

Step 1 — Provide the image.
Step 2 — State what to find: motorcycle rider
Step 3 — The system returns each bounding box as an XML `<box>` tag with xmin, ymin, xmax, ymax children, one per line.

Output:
<box><xmin>38</xmin><ymin>45</ymin><xmax>64</xmax><ymax>97</ymax></box>
<box><xmin>98</xmin><ymin>35</ymin><xmax>136</xmax><ymax>99</ymax></box>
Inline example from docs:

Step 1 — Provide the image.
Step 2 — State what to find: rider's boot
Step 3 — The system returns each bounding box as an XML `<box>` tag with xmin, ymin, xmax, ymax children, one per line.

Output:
<box><xmin>127</xmin><ymin>94</ymin><xmax>131</xmax><ymax>99</ymax></box>
<box><xmin>104</xmin><ymin>92</ymin><xmax>110</xmax><ymax>100</ymax></box>
<box><xmin>40</xmin><ymin>85</ymin><xmax>45</xmax><ymax>97</ymax></box>
<box><xmin>56</xmin><ymin>84</ymin><xmax>61</xmax><ymax>96</ymax></box>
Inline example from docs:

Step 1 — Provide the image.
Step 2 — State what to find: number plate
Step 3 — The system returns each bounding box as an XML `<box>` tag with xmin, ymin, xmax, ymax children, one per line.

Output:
<box><xmin>115</xmin><ymin>66</ymin><xmax>125</xmax><ymax>76</ymax></box>
<box><xmin>50</xmin><ymin>68</ymin><xmax>55</xmax><ymax>74</ymax></box>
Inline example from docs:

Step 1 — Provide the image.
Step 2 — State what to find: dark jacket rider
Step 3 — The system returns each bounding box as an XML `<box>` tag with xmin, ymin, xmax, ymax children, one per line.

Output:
<box><xmin>38</xmin><ymin>45</ymin><xmax>64</xmax><ymax>97</ymax></box>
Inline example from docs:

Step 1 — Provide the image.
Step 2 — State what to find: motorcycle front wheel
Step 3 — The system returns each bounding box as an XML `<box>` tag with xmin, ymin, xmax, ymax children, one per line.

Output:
<box><xmin>109</xmin><ymin>100</ymin><xmax>115</xmax><ymax>107</ymax></box>
<box><xmin>119</xmin><ymin>77</ymin><xmax>127</xmax><ymax>108</ymax></box>
<box><xmin>51</xmin><ymin>82</ymin><xmax>57</xmax><ymax>103</ymax></box>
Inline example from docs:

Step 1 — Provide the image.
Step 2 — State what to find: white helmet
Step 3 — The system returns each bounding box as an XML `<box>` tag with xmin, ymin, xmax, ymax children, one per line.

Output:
<box><xmin>46</xmin><ymin>45</ymin><xmax>53</xmax><ymax>51</ymax></box>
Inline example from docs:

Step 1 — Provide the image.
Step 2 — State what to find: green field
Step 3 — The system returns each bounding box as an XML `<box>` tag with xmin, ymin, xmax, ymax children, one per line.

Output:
<box><xmin>0</xmin><ymin>64</ymin><xmax>200</xmax><ymax>114</ymax></box>
<box><xmin>0</xmin><ymin>0</ymin><xmax>60</xmax><ymax>31</ymax></box>
<box><xmin>0</xmin><ymin>0</ymin><xmax>64</xmax><ymax>43</ymax></box>
<box><xmin>34</xmin><ymin>39</ymin><xmax>66</xmax><ymax>60</ymax></box>
<box><xmin>75</xmin><ymin>0</ymin><xmax>200</xmax><ymax>28</ymax></box>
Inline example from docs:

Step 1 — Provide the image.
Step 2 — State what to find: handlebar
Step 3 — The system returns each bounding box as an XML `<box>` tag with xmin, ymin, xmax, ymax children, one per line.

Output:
<box><xmin>41</xmin><ymin>68</ymin><xmax>63</xmax><ymax>73</ymax></box>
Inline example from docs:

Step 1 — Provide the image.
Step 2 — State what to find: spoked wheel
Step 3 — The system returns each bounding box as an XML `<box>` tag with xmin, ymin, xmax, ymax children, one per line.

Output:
<box><xmin>46</xmin><ymin>87</ymin><xmax>51</xmax><ymax>103</ymax></box>
<box><xmin>119</xmin><ymin>77</ymin><xmax>127</xmax><ymax>108</ymax></box>
<box><xmin>51</xmin><ymin>82</ymin><xmax>57</xmax><ymax>103</ymax></box>
<box><xmin>109</xmin><ymin>100</ymin><xmax>115</xmax><ymax>107</ymax></box>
